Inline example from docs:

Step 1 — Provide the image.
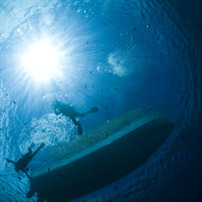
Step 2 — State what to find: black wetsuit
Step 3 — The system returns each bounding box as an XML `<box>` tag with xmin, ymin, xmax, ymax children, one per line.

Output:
<box><xmin>6</xmin><ymin>143</ymin><xmax>45</xmax><ymax>179</ymax></box>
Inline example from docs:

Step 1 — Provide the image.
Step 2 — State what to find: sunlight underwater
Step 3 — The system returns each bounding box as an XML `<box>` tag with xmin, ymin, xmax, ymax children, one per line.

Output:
<box><xmin>0</xmin><ymin>0</ymin><xmax>201</xmax><ymax>201</ymax></box>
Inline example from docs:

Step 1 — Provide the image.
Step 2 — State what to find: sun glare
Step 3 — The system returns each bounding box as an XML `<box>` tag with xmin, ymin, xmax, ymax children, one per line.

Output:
<box><xmin>22</xmin><ymin>39</ymin><xmax>62</xmax><ymax>83</ymax></box>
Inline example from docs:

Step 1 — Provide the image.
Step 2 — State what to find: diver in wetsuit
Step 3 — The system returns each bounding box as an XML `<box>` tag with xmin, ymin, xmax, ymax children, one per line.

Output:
<box><xmin>52</xmin><ymin>100</ymin><xmax>99</xmax><ymax>135</ymax></box>
<box><xmin>6</xmin><ymin>142</ymin><xmax>45</xmax><ymax>179</ymax></box>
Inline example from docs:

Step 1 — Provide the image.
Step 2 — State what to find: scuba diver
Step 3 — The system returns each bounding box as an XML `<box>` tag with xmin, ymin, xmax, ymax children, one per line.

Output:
<box><xmin>6</xmin><ymin>142</ymin><xmax>45</xmax><ymax>180</ymax></box>
<box><xmin>52</xmin><ymin>100</ymin><xmax>99</xmax><ymax>135</ymax></box>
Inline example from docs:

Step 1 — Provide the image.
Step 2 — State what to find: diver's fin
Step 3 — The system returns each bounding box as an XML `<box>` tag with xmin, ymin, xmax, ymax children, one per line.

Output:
<box><xmin>78</xmin><ymin>122</ymin><xmax>83</xmax><ymax>135</ymax></box>
<box><xmin>86</xmin><ymin>106</ymin><xmax>100</xmax><ymax>114</ymax></box>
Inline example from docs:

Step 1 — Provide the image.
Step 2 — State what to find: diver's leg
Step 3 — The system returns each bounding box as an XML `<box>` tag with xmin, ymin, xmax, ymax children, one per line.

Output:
<box><xmin>77</xmin><ymin>121</ymin><xmax>83</xmax><ymax>135</ymax></box>
<box><xmin>71</xmin><ymin>117</ymin><xmax>83</xmax><ymax>135</ymax></box>
<box><xmin>85</xmin><ymin>106</ymin><xmax>100</xmax><ymax>114</ymax></box>
<box><xmin>71</xmin><ymin>116</ymin><xmax>79</xmax><ymax>125</ymax></box>
<box><xmin>30</xmin><ymin>143</ymin><xmax>45</xmax><ymax>160</ymax></box>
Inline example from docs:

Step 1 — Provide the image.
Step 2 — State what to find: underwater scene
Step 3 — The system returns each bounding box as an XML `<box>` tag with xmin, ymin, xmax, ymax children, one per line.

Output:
<box><xmin>0</xmin><ymin>0</ymin><xmax>201</xmax><ymax>201</ymax></box>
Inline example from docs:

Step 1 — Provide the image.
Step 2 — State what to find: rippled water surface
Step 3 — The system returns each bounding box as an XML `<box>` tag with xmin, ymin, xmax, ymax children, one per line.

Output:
<box><xmin>0</xmin><ymin>0</ymin><xmax>201</xmax><ymax>201</ymax></box>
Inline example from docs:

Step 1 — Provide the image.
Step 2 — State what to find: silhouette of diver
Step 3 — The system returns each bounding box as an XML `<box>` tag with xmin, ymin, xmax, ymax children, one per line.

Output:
<box><xmin>6</xmin><ymin>142</ymin><xmax>45</xmax><ymax>180</ymax></box>
<box><xmin>52</xmin><ymin>100</ymin><xmax>99</xmax><ymax>135</ymax></box>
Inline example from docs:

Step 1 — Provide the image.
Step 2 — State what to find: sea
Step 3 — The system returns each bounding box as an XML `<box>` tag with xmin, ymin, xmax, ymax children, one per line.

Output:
<box><xmin>0</xmin><ymin>0</ymin><xmax>201</xmax><ymax>201</ymax></box>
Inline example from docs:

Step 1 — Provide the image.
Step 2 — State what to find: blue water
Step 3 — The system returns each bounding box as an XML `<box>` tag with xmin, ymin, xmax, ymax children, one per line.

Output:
<box><xmin>0</xmin><ymin>0</ymin><xmax>201</xmax><ymax>201</ymax></box>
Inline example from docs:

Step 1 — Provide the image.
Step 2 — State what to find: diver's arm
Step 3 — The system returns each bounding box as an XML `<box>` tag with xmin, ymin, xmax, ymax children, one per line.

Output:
<box><xmin>6</xmin><ymin>158</ymin><xmax>16</xmax><ymax>165</ymax></box>
<box><xmin>75</xmin><ymin>112</ymin><xmax>85</xmax><ymax>117</ymax></box>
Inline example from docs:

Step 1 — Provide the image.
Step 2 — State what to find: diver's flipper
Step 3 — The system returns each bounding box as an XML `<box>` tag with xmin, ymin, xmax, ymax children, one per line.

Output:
<box><xmin>86</xmin><ymin>106</ymin><xmax>100</xmax><ymax>114</ymax></box>
<box><xmin>78</xmin><ymin>122</ymin><xmax>83</xmax><ymax>135</ymax></box>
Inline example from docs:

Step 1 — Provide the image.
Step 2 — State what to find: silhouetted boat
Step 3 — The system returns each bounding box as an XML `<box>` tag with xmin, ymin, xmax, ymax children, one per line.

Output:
<box><xmin>27</xmin><ymin>107</ymin><xmax>175</xmax><ymax>201</ymax></box>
